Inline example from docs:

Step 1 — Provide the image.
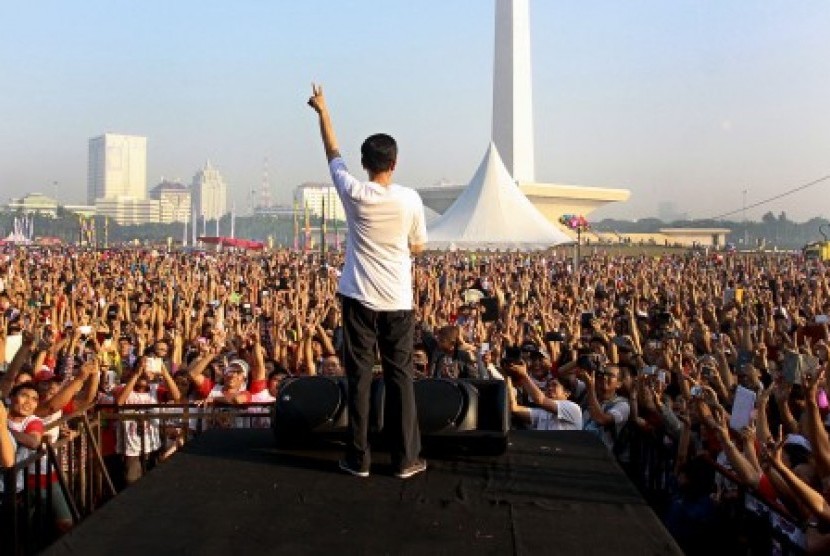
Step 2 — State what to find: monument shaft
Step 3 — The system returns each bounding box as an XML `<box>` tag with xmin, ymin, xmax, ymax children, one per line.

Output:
<box><xmin>493</xmin><ymin>0</ymin><xmax>535</xmax><ymax>183</ymax></box>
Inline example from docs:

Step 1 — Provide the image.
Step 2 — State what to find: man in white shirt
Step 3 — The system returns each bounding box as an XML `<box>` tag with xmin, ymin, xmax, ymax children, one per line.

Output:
<box><xmin>507</xmin><ymin>361</ymin><xmax>583</xmax><ymax>431</ymax></box>
<box><xmin>309</xmin><ymin>84</ymin><xmax>427</xmax><ymax>479</ymax></box>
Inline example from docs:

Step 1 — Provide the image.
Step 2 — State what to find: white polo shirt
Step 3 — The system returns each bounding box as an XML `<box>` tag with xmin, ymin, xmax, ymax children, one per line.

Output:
<box><xmin>529</xmin><ymin>400</ymin><xmax>583</xmax><ymax>431</ymax></box>
<box><xmin>329</xmin><ymin>157</ymin><xmax>427</xmax><ymax>311</ymax></box>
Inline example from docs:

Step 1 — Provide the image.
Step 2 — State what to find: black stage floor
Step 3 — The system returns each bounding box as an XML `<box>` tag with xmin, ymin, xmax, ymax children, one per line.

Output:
<box><xmin>45</xmin><ymin>429</ymin><xmax>681</xmax><ymax>555</ymax></box>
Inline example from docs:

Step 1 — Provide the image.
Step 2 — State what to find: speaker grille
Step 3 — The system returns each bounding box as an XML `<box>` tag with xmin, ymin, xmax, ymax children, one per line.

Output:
<box><xmin>275</xmin><ymin>377</ymin><xmax>343</xmax><ymax>431</ymax></box>
<box><xmin>413</xmin><ymin>379</ymin><xmax>466</xmax><ymax>434</ymax></box>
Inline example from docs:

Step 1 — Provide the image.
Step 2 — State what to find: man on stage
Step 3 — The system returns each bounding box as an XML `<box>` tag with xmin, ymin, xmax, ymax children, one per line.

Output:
<box><xmin>308</xmin><ymin>83</ymin><xmax>428</xmax><ymax>479</ymax></box>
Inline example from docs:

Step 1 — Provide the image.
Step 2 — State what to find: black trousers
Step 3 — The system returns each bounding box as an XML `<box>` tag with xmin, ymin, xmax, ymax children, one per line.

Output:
<box><xmin>340</xmin><ymin>296</ymin><xmax>421</xmax><ymax>470</ymax></box>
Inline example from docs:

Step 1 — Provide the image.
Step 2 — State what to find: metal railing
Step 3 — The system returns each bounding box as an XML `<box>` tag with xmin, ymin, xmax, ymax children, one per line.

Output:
<box><xmin>626</xmin><ymin>426</ymin><xmax>807</xmax><ymax>555</ymax></box>
<box><xmin>1</xmin><ymin>403</ymin><xmax>811</xmax><ymax>555</ymax></box>
<box><xmin>1</xmin><ymin>402</ymin><xmax>273</xmax><ymax>555</ymax></box>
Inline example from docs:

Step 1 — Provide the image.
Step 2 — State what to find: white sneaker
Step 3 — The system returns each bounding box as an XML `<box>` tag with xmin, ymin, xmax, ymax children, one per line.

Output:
<box><xmin>395</xmin><ymin>459</ymin><xmax>427</xmax><ymax>479</ymax></box>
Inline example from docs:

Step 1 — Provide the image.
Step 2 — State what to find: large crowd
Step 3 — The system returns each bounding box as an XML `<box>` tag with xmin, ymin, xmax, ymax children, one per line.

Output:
<box><xmin>1</xmin><ymin>245</ymin><xmax>830</xmax><ymax>553</ymax></box>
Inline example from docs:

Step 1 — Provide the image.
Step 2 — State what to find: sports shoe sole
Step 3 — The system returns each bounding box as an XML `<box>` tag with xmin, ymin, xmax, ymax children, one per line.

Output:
<box><xmin>395</xmin><ymin>461</ymin><xmax>427</xmax><ymax>479</ymax></box>
<box><xmin>338</xmin><ymin>460</ymin><xmax>369</xmax><ymax>478</ymax></box>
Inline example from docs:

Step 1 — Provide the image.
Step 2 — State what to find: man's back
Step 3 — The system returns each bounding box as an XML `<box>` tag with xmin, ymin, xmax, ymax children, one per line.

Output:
<box><xmin>329</xmin><ymin>157</ymin><xmax>427</xmax><ymax>312</ymax></box>
<box><xmin>310</xmin><ymin>84</ymin><xmax>427</xmax><ymax>479</ymax></box>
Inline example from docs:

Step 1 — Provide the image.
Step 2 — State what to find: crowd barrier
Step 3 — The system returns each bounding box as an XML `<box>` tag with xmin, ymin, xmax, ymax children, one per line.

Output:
<box><xmin>628</xmin><ymin>427</ymin><xmax>808</xmax><ymax>555</ymax></box>
<box><xmin>0</xmin><ymin>403</ymin><xmax>812</xmax><ymax>555</ymax></box>
<box><xmin>0</xmin><ymin>402</ymin><xmax>273</xmax><ymax>555</ymax></box>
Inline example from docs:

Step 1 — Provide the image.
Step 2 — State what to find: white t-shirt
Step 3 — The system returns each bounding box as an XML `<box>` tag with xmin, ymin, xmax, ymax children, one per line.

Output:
<box><xmin>329</xmin><ymin>157</ymin><xmax>427</xmax><ymax>311</ymax></box>
<box><xmin>529</xmin><ymin>400</ymin><xmax>583</xmax><ymax>431</ymax></box>
<box><xmin>249</xmin><ymin>389</ymin><xmax>276</xmax><ymax>428</ymax></box>
<box><xmin>118</xmin><ymin>386</ymin><xmax>162</xmax><ymax>457</ymax></box>
<box><xmin>4</xmin><ymin>418</ymin><xmax>38</xmax><ymax>493</ymax></box>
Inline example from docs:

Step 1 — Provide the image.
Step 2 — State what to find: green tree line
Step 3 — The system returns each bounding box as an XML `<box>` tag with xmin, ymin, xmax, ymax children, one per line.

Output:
<box><xmin>595</xmin><ymin>211</ymin><xmax>830</xmax><ymax>250</ymax></box>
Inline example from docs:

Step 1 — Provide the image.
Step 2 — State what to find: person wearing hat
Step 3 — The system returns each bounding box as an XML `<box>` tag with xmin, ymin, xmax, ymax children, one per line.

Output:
<box><xmin>186</xmin><ymin>338</ymin><xmax>267</xmax><ymax>423</ymax></box>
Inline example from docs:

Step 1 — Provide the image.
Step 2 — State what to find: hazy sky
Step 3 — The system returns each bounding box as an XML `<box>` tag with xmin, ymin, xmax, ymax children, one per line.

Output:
<box><xmin>2</xmin><ymin>0</ymin><xmax>829</xmax><ymax>221</ymax></box>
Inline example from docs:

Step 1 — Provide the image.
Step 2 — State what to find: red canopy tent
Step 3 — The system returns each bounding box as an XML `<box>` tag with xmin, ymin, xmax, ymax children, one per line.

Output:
<box><xmin>197</xmin><ymin>236</ymin><xmax>265</xmax><ymax>250</ymax></box>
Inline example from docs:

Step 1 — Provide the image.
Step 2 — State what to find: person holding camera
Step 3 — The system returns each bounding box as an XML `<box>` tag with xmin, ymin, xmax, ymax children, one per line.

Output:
<box><xmin>507</xmin><ymin>360</ymin><xmax>582</xmax><ymax>431</ymax></box>
<box><xmin>580</xmin><ymin>361</ymin><xmax>631</xmax><ymax>457</ymax></box>
<box><xmin>115</xmin><ymin>355</ymin><xmax>182</xmax><ymax>484</ymax></box>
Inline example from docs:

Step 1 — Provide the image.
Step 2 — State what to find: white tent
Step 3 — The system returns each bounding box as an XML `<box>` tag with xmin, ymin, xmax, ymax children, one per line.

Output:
<box><xmin>426</xmin><ymin>143</ymin><xmax>573</xmax><ymax>250</ymax></box>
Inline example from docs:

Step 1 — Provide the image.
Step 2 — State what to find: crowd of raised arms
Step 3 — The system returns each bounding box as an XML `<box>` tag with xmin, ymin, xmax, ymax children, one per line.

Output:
<box><xmin>2</xmin><ymin>246</ymin><xmax>830</xmax><ymax>552</ymax></box>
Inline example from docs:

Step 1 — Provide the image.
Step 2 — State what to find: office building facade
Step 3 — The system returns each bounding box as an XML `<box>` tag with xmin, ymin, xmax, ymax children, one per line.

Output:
<box><xmin>87</xmin><ymin>134</ymin><xmax>148</xmax><ymax>204</ymax></box>
<box><xmin>191</xmin><ymin>161</ymin><xmax>227</xmax><ymax>221</ymax></box>
<box><xmin>294</xmin><ymin>182</ymin><xmax>345</xmax><ymax>221</ymax></box>
<box><xmin>150</xmin><ymin>180</ymin><xmax>191</xmax><ymax>223</ymax></box>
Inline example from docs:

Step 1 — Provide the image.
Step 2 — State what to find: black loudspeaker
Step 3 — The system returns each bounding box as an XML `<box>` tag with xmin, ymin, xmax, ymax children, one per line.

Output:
<box><xmin>413</xmin><ymin>378</ymin><xmax>509</xmax><ymax>455</ymax></box>
<box><xmin>272</xmin><ymin>376</ymin><xmax>348</xmax><ymax>442</ymax></box>
<box><xmin>272</xmin><ymin>376</ymin><xmax>509</xmax><ymax>454</ymax></box>
<box><xmin>413</xmin><ymin>379</ymin><xmax>479</xmax><ymax>434</ymax></box>
<box><xmin>466</xmin><ymin>379</ymin><xmax>510</xmax><ymax>435</ymax></box>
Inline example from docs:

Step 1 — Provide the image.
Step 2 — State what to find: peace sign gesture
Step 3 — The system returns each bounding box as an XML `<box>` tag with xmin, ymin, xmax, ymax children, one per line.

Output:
<box><xmin>307</xmin><ymin>83</ymin><xmax>328</xmax><ymax>115</ymax></box>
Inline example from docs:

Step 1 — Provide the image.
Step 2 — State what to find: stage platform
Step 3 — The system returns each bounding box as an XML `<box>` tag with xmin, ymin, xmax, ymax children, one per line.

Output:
<box><xmin>45</xmin><ymin>429</ymin><xmax>681</xmax><ymax>555</ymax></box>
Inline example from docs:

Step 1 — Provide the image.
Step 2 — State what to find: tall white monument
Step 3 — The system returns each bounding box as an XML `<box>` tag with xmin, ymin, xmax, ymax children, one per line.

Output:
<box><xmin>418</xmin><ymin>0</ymin><xmax>631</xmax><ymax>226</ymax></box>
<box><xmin>492</xmin><ymin>0</ymin><xmax>534</xmax><ymax>183</ymax></box>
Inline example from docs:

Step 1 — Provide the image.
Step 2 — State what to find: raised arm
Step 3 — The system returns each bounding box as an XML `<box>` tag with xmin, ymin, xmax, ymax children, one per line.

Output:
<box><xmin>186</xmin><ymin>342</ymin><xmax>216</xmax><ymax>389</ymax></box>
<box><xmin>308</xmin><ymin>83</ymin><xmax>341</xmax><ymax>162</ymax></box>
<box><xmin>37</xmin><ymin>360</ymin><xmax>97</xmax><ymax>415</ymax></box>
<box><xmin>708</xmin><ymin>404</ymin><xmax>761</xmax><ymax>488</ymax></box>
<box><xmin>159</xmin><ymin>360</ymin><xmax>182</xmax><ymax>403</ymax></box>
<box><xmin>802</xmin><ymin>369</ymin><xmax>830</xmax><ymax>479</ymax></box>
<box><xmin>315</xmin><ymin>323</ymin><xmax>337</xmax><ymax>358</ymax></box>
<box><xmin>509</xmin><ymin>361</ymin><xmax>558</xmax><ymax>415</ymax></box>
<box><xmin>506</xmin><ymin>376</ymin><xmax>532</xmax><ymax>425</ymax></box>
<box><xmin>764</xmin><ymin>436</ymin><xmax>830</xmax><ymax>525</ymax></box>
<box><xmin>0</xmin><ymin>331</ymin><xmax>34</xmax><ymax>399</ymax></box>
<box><xmin>116</xmin><ymin>359</ymin><xmax>144</xmax><ymax>406</ymax></box>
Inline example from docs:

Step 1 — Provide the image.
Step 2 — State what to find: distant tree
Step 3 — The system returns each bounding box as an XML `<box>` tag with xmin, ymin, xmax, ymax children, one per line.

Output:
<box><xmin>636</xmin><ymin>218</ymin><xmax>664</xmax><ymax>232</ymax></box>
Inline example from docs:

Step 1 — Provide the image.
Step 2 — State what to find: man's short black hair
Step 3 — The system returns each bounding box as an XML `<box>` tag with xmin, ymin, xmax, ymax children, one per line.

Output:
<box><xmin>361</xmin><ymin>133</ymin><xmax>397</xmax><ymax>174</ymax></box>
<box><xmin>10</xmin><ymin>381</ymin><xmax>39</xmax><ymax>399</ymax></box>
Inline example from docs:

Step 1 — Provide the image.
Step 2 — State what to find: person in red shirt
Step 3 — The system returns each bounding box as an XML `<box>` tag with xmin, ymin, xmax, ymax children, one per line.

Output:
<box><xmin>186</xmin><ymin>334</ymin><xmax>267</xmax><ymax>428</ymax></box>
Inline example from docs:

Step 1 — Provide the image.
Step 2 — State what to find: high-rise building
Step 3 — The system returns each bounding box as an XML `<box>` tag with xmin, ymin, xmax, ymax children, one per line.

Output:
<box><xmin>191</xmin><ymin>160</ymin><xmax>227</xmax><ymax>221</ymax></box>
<box><xmin>87</xmin><ymin>134</ymin><xmax>148</xmax><ymax>204</ymax></box>
<box><xmin>149</xmin><ymin>180</ymin><xmax>191</xmax><ymax>223</ymax></box>
<box><xmin>294</xmin><ymin>182</ymin><xmax>345</xmax><ymax>221</ymax></box>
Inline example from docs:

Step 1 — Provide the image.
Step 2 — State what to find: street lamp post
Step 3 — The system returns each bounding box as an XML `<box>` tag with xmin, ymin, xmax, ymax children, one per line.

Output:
<box><xmin>742</xmin><ymin>188</ymin><xmax>748</xmax><ymax>248</ymax></box>
<box><xmin>559</xmin><ymin>214</ymin><xmax>590</xmax><ymax>271</ymax></box>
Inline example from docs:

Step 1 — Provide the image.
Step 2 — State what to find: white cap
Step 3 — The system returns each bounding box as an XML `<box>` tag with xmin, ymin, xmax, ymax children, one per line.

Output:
<box><xmin>224</xmin><ymin>358</ymin><xmax>250</xmax><ymax>377</ymax></box>
<box><xmin>784</xmin><ymin>434</ymin><xmax>812</xmax><ymax>453</ymax></box>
